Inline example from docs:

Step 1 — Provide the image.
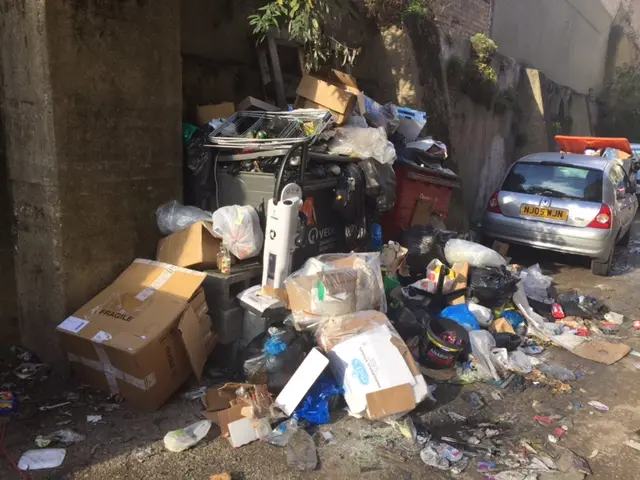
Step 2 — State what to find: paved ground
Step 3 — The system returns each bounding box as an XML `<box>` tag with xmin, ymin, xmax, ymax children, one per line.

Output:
<box><xmin>3</xmin><ymin>219</ymin><xmax>640</xmax><ymax>479</ymax></box>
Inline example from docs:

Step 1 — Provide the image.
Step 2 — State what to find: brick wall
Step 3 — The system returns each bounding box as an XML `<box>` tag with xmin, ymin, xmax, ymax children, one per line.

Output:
<box><xmin>433</xmin><ymin>0</ymin><xmax>492</xmax><ymax>39</ymax></box>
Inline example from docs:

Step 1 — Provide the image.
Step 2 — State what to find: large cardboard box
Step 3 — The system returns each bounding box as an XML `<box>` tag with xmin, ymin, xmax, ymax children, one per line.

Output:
<box><xmin>317</xmin><ymin>311</ymin><xmax>429</xmax><ymax>420</ymax></box>
<box><xmin>156</xmin><ymin>222</ymin><xmax>221</xmax><ymax>270</ymax></box>
<box><xmin>56</xmin><ymin>259</ymin><xmax>216</xmax><ymax>410</ymax></box>
<box><xmin>294</xmin><ymin>68</ymin><xmax>364</xmax><ymax>125</ymax></box>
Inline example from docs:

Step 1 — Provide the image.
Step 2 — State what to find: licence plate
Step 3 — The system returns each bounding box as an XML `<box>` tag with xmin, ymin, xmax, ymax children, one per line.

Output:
<box><xmin>520</xmin><ymin>204</ymin><xmax>568</xmax><ymax>221</ymax></box>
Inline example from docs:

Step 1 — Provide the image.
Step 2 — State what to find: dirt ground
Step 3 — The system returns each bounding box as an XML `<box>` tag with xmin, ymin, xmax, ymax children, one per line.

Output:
<box><xmin>3</xmin><ymin>220</ymin><xmax>640</xmax><ymax>479</ymax></box>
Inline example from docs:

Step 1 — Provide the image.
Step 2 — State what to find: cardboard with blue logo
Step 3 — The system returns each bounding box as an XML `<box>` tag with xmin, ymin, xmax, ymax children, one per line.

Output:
<box><xmin>317</xmin><ymin>311</ymin><xmax>429</xmax><ymax>420</ymax></box>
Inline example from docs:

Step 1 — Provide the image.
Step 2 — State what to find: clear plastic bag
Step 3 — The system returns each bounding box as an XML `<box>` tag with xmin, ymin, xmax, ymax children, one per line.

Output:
<box><xmin>285</xmin><ymin>253</ymin><xmax>386</xmax><ymax>331</ymax></box>
<box><xmin>469</xmin><ymin>330</ymin><xmax>501</xmax><ymax>381</ymax></box>
<box><xmin>467</xmin><ymin>303</ymin><xmax>493</xmax><ymax>328</ymax></box>
<box><xmin>538</xmin><ymin>363</ymin><xmax>576</xmax><ymax>382</ymax></box>
<box><xmin>328</xmin><ymin>127</ymin><xmax>397</xmax><ymax>164</ymax></box>
<box><xmin>163</xmin><ymin>420</ymin><xmax>212</xmax><ymax>452</ymax></box>
<box><xmin>212</xmin><ymin>205</ymin><xmax>263</xmax><ymax>260</ymax></box>
<box><xmin>444</xmin><ymin>239</ymin><xmax>506</xmax><ymax>268</ymax></box>
<box><xmin>156</xmin><ymin>200</ymin><xmax>212</xmax><ymax>235</ymax></box>
<box><xmin>521</xmin><ymin>264</ymin><xmax>553</xmax><ymax>303</ymax></box>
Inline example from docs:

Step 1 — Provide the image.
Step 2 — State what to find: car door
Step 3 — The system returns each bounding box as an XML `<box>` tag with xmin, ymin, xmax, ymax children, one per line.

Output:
<box><xmin>610</xmin><ymin>165</ymin><xmax>633</xmax><ymax>232</ymax></box>
<box><xmin>622</xmin><ymin>168</ymin><xmax>638</xmax><ymax>224</ymax></box>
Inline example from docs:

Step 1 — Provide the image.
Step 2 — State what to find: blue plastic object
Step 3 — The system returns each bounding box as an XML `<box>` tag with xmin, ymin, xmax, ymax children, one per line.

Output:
<box><xmin>503</xmin><ymin>310</ymin><xmax>525</xmax><ymax>330</ymax></box>
<box><xmin>293</xmin><ymin>373</ymin><xmax>344</xmax><ymax>425</ymax></box>
<box><xmin>439</xmin><ymin>305</ymin><xmax>481</xmax><ymax>332</ymax></box>
<box><xmin>370</xmin><ymin>223</ymin><xmax>383</xmax><ymax>251</ymax></box>
<box><xmin>264</xmin><ymin>333</ymin><xmax>288</xmax><ymax>357</ymax></box>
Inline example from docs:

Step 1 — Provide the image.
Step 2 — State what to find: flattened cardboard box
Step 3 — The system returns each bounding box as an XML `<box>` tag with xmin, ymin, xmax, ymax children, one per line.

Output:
<box><xmin>156</xmin><ymin>221</ymin><xmax>221</xmax><ymax>270</ymax></box>
<box><xmin>197</xmin><ymin>102</ymin><xmax>236</xmax><ymax>125</ymax></box>
<box><xmin>56</xmin><ymin>259</ymin><xmax>216</xmax><ymax>411</ymax></box>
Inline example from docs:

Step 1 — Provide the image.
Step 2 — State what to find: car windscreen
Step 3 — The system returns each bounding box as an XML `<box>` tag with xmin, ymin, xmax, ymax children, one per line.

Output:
<box><xmin>502</xmin><ymin>162</ymin><xmax>603</xmax><ymax>202</ymax></box>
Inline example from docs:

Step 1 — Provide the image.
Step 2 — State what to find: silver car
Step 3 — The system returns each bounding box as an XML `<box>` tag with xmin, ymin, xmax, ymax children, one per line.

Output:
<box><xmin>484</xmin><ymin>152</ymin><xmax>638</xmax><ymax>276</ymax></box>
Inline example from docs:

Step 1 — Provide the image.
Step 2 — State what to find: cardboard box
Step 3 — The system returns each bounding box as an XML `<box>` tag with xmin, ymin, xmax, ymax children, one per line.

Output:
<box><xmin>284</xmin><ymin>253</ymin><xmax>385</xmax><ymax>330</ymax></box>
<box><xmin>56</xmin><ymin>259</ymin><xmax>216</xmax><ymax>410</ymax></box>
<box><xmin>317</xmin><ymin>311</ymin><xmax>429</xmax><ymax>420</ymax></box>
<box><xmin>156</xmin><ymin>222</ymin><xmax>221</xmax><ymax>270</ymax></box>
<box><xmin>197</xmin><ymin>102</ymin><xmax>236</xmax><ymax>125</ymax></box>
<box><xmin>237</xmin><ymin>96</ymin><xmax>280</xmax><ymax>112</ymax></box>
<box><xmin>202</xmin><ymin>383</ymin><xmax>272</xmax><ymax>447</ymax></box>
<box><xmin>294</xmin><ymin>69</ymin><xmax>364</xmax><ymax>125</ymax></box>
<box><xmin>275</xmin><ymin>348</ymin><xmax>329</xmax><ymax>416</ymax></box>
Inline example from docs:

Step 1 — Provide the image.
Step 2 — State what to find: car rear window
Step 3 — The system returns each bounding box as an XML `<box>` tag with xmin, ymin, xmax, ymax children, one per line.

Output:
<box><xmin>502</xmin><ymin>162</ymin><xmax>603</xmax><ymax>202</ymax></box>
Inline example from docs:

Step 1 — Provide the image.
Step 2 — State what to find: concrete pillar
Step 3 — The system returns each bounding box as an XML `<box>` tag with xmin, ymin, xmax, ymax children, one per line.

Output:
<box><xmin>0</xmin><ymin>0</ymin><xmax>182</xmax><ymax>364</ymax></box>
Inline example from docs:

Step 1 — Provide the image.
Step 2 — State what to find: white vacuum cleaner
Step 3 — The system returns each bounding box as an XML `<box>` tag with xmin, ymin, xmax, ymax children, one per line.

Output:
<box><xmin>262</xmin><ymin>183</ymin><xmax>306</xmax><ymax>290</ymax></box>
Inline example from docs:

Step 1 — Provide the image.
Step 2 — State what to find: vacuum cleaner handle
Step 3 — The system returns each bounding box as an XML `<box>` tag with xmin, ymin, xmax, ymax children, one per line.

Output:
<box><xmin>273</xmin><ymin>140</ymin><xmax>309</xmax><ymax>205</ymax></box>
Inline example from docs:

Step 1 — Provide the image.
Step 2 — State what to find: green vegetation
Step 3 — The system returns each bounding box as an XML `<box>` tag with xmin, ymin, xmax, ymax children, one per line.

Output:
<box><xmin>598</xmin><ymin>64</ymin><xmax>640</xmax><ymax>139</ymax></box>
<box><xmin>363</xmin><ymin>0</ymin><xmax>432</xmax><ymax>27</ymax></box>
<box><xmin>470</xmin><ymin>33</ymin><xmax>497</xmax><ymax>63</ymax></box>
<box><xmin>248</xmin><ymin>0</ymin><xmax>359</xmax><ymax>70</ymax></box>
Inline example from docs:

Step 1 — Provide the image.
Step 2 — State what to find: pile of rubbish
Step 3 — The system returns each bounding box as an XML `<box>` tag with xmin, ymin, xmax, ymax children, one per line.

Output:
<box><xmin>11</xmin><ymin>67</ymin><xmax>632</xmax><ymax>477</ymax></box>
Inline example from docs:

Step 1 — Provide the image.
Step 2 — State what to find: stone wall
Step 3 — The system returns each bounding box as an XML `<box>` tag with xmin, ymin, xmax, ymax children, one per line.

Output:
<box><xmin>0</xmin><ymin>0</ymin><xmax>182</xmax><ymax>363</ymax></box>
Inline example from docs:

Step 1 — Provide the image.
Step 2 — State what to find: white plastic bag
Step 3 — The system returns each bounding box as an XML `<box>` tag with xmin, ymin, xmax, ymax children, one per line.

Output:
<box><xmin>521</xmin><ymin>264</ymin><xmax>552</xmax><ymax>303</ymax></box>
<box><xmin>156</xmin><ymin>200</ymin><xmax>212</xmax><ymax>235</ymax></box>
<box><xmin>212</xmin><ymin>205</ymin><xmax>263</xmax><ymax>260</ymax></box>
<box><xmin>18</xmin><ymin>449</ymin><xmax>66</xmax><ymax>470</ymax></box>
<box><xmin>328</xmin><ymin>127</ymin><xmax>397</xmax><ymax>164</ymax></box>
<box><xmin>444</xmin><ymin>239</ymin><xmax>506</xmax><ymax>268</ymax></box>
<box><xmin>469</xmin><ymin>330</ymin><xmax>501</xmax><ymax>381</ymax></box>
<box><xmin>468</xmin><ymin>303</ymin><xmax>493</xmax><ymax>328</ymax></box>
<box><xmin>163</xmin><ymin>420</ymin><xmax>212</xmax><ymax>452</ymax></box>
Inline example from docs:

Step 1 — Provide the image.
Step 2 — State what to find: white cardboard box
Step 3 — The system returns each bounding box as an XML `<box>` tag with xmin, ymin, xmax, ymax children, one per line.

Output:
<box><xmin>275</xmin><ymin>348</ymin><xmax>329</xmax><ymax>416</ymax></box>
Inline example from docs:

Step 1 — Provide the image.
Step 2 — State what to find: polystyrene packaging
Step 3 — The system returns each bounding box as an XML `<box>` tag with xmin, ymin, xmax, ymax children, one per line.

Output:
<box><xmin>156</xmin><ymin>200</ymin><xmax>212</xmax><ymax>236</ymax></box>
<box><xmin>444</xmin><ymin>239</ymin><xmax>506</xmax><ymax>268</ymax></box>
<box><xmin>284</xmin><ymin>253</ymin><xmax>386</xmax><ymax>331</ymax></box>
<box><xmin>328</xmin><ymin>127</ymin><xmax>397</xmax><ymax>164</ymax></box>
<box><xmin>212</xmin><ymin>205</ymin><xmax>263</xmax><ymax>260</ymax></box>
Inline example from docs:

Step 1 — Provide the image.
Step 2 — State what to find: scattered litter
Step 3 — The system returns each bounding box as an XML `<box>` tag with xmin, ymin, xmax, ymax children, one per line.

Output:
<box><xmin>181</xmin><ymin>386</ymin><xmax>208</xmax><ymax>400</ymax></box>
<box><xmin>491</xmin><ymin>391</ymin><xmax>504</xmax><ymax>401</ymax></box>
<box><xmin>548</xmin><ymin>434</ymin><xmax>558</xmax><ymax>443</ymax></box>
<box><xmin>35</xmin><ymin>430</ymin><xmax>85</xmax><ymax>448</ymax></box>
<box><xmin>448</xmin><ymin>412</ymin><xmax>467</xmax><ymax>423</ymax></box>
<box><xmin>533</xmin><ymin>416</ymin><xmax>554</xmax><ymax>425</ymax></box>
<box><xmin>588</xmin><ymin>449</ymin><xmax>599</xmax><ymax>458</ymax></box>
<box><xmin>463</xmin><ymin>391</ymin><xmax>486</xmax><ymax>410</ymax></box>
<box><xmin>537</xmin><ymin>364</ymin><xmax>576</xmax><ymax>382</ymax></box>
<box><xmin>18</xmin><ymin>449</ymin><xmax>66</xmax><ymax>470</ymax></box>
<box><xmin>320</xmin><ymin>430</ymin><xmax>336</xmax><ymax>445</ymax></box>
<box><xmin>624</xmin><ymin>439</ymin><xmax>640</xmax><ymax>452</ymax></box>
<box><xmin>86</xmin><ymin>415</ymin><xmax>103</xmax><ymax>424</ymax></box>
<box><xmin>13</xmin><ymin>363</ymin><xmax>48</xmax><ymax>380</ymax></box>
<box><xmin>604</xmin><ymin>312</ymin><xmax>624</xmax><ymax>325</ymax></box>
<box><xmin>555</xmin><ymin>446</ymin><xmax>592</xmax><ymax>475</ymax></box>
<box><xmin>39</xmin><ymin>402</ymin><xmax>71</xmax><ymax>412</ymax></box>
<box><xmin>209</xmin><ymin>474</ymin><xmax>232</xmax><ymax>480</ymax></box>
<box><xmin>420</xmin><ymin>445</ymin><xmax>450</xmax><ymax>470</ymax></box>
<box><xmin>286</xmin><ymin>428</ymin><xmax>317</xmax><ymax>471</ymax></box>
<box><xmin>163</xmin><ymin>420</ymin><xmax>212</xmax><ymax>452</ymax></box>
<box><xmin>476</xmin><ymin>460</ymin><xmax>497</xmax><ymax>470</ymax></box>
<box><xmin>588</xmin><ymin>401</ymin><xmax>609</xmax><ymax>411</ymax></box>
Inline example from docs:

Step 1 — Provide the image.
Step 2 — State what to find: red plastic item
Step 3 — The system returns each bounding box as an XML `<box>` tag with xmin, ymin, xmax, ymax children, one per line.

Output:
<box><xmin>551</xmin><ymin>303</ymin><xmax>565</xmax><ymax>319</ymax></box>
<box><xmin>382</xmin><ymin>163</ymin><xmax>459</xmax><ymax>241</ymax></box>
<box><xmin>533</xmin><ymin>415</ymin><xmax>554</xmax><ymax>425</ymax></box>
<box><xmin>633</xmin><ymin>320</ymin><xmax>640</xmax><ymax>332</ymax></box>
<box><xmin>576</xmin><ymin>328</ymin><xmax>591</xmax><ymax>337</ymax></box>
<box><xmin>553</xmin><ymin>427</ymin><xmax>566</xmax><ymax>438</ymax></box>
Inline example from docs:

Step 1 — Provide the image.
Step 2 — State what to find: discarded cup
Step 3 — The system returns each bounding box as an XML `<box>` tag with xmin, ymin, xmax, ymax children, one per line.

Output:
<box><xmin>163</xmin><ymin>420</ymin><xmax>212</xmax><ymax>452</ymax></box>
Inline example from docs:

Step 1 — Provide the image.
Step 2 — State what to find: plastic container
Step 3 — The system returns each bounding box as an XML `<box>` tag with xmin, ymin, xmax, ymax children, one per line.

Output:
<box><xmin>163</xmin><ymin>420</ymin><xmax>212</xmax><ymax>452</ymax></box>
<box><xmin>423</xmin><ymin>317</ymin><xmax>469</xmax><ymax>369</ymax></box>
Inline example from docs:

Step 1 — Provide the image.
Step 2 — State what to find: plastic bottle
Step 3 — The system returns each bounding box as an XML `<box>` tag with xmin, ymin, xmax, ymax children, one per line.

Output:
<box><xmin>217</xmin><ymin>246</ymin><xmax>231</xmax><ymax>274</ymax></box>
<box><xmin>163</xmin><ymin>420</ymin><xmax>212</xmax><ymax>452</ymax></box>
<box><xmin>286</xmin><ymin>428</ymin><xmax>318</xmax><ymax>471</ymax></box>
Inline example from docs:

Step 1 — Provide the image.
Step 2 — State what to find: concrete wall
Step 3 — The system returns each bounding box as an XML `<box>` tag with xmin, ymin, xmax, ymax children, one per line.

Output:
<box><xmin>434</xmin><ymin>0</ymin><xmax>493</xmax><ymax>39</ymax></box>
<box><xmin>492</xmin><ymin>0</ymin><xmax>630</xmax><ymax>94</ymax></box>
<box><xmin>181</xmin><ymin>0</ymin><xmax>264</xmax><ymax>122</ymax></box>
<box><xmin>0</xmin><ymin>0</ymin><xmax>182</xmax><ymax>362</ymax></box>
